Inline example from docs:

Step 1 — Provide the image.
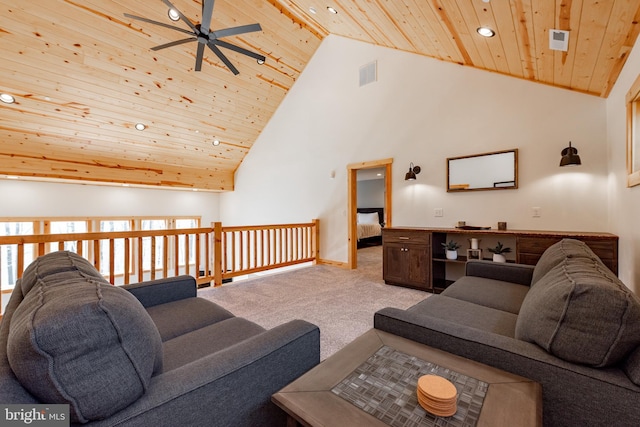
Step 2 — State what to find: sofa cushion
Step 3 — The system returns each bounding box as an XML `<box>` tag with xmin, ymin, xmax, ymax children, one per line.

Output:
<box><xmin>408</xmin><ymin>295</ymin><xmax>519</xmax><ymax>337</ymax></box>
<box><xmin>6</xmin><ymin>251</ymin><xmax>163</xmax><ymax>424</ymax></box>
<box><xmin>441</xmin><ymin>276</ymin><xmax>529</xmax><ymax>314</ymax></box>
<box><xmin>146</xmin><ymin>297</ymin><xmax>235</xmax><ymax>341</ymax></box>
<box><xmin>516</xmin><ymin>256</ymin><xmax>640</xmax><ymax>367</ymax></box>
<box><xmin>623</xmin><ymin>346</ymin><xmax>640</xmax><ymax>386</ymax></box>
<box><xmin>531</xmin><ymin>238</ymin><xmax>601</xmax><ymax>285</ymax></box>
<box><xmin>162</xmin><ymin>317</ymin><xmax>266</xmax><ymax>372</ymax></box>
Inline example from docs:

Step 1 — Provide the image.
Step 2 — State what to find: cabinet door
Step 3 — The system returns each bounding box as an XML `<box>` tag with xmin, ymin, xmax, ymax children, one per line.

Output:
<box><xmin>405</xmin><ymin>244</ymin><xmax>430</xmax><ymax>289</ymax></box>
<box><xmin>383</xmin><ymin>242</ymin><xmax>405</xmax><ymax>284</ymax></box>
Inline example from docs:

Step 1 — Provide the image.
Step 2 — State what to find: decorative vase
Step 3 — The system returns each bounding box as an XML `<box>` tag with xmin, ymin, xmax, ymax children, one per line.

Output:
<box><xmin>446</xmin><ymin>250</ymin><xmax>458</xmax><ymax>260</ymax></box>
<box><xmin>493</xmin><ymin>253</ymin><xmax>506</xmax><ymax>263</ymax></box>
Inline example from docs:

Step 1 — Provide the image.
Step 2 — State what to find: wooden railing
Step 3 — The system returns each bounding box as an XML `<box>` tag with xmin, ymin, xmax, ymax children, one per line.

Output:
<box><xmin>0</xmin><ymin>220</ymin><xmax>319</xmax><ymax>313</ymax></box>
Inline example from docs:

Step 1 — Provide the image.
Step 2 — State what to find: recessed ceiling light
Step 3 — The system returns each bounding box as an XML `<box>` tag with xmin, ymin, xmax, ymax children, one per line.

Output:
<box><xmin>135</xmin><ymin>123</ymin><xmax>146</xmax><ymax>131</ymax></box>
<box><xmin>309</xmin><ymin>7</ymin><xmax>317</xmax><ymax>14</ymax></box>
<box><xmin>212</xmin><ymin>139</ymin><xmax>220</xmax><ymax>146</ymax></box>
<box><xmin>477</xmin><ymin>27</ymin><xmax>496</xmax><ymax>38</ymax></box>
<box><xmin>0</xmin><ymin>93</ymin><xmax>15</xmax><ymax>104</ymax></box>
<box><xmin>327</xmin><ymin>6</ymin><xmax>338</xmax><ymax>14</ymax></box>
<box><xmin>168</xmin><ymin>8</ymin><xmax>180</xmax><ymax>21</ymax></box>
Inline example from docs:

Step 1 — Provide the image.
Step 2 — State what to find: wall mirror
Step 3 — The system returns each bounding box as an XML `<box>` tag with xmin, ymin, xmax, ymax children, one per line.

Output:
<box><xmin>447</xmin><ymin>149</ymin><xmax>518</xmax><ymax>192</ymax></box>
<box><xmin>626</xmin><ymin>74</ymin><xmax>640</xmax><ymax>187</ymax></box>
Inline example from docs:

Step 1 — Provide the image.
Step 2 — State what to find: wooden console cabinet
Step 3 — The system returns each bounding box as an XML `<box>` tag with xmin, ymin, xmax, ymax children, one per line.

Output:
<box><xmin>382</xmin><ymin>227</ymin><xmax>618</xmax><ymax>293</ymax></box>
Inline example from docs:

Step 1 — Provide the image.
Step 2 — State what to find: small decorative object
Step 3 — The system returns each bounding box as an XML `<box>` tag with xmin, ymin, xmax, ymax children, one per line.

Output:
<box><xmin>417</xmin><ymin>375</ymin><xmax>458</xmax><ymax>417</ymax></box>
<box><xmin>498</xmin><ymin>221</ymin><xmax>507</xmax><ymax>231</ymax></box>
<box><xmin>470</xmin><ymin>238</ymin><xmax>479</xmax><ymax>249</ymax></box>
<box><xmin>442</xmin><ymin>240</ymin><xmax>461</xmax><ymax>260</ymax></box>
<box><xmin>488</xmin><ymin>242</ymin><xmax>511</xmax><ymax>262</ymax></box>
<box><xmin>457</xmin><ymin>221</ymin><xmax>466</xmax><ymax>227</ymax></box>
<box><xmin>467</xmin><ymin>248</ymin><xmax>482</xmax><ymax>260</ymax></box>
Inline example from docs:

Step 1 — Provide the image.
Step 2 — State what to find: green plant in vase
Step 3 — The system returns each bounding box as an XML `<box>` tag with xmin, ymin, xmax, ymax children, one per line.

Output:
<box><xmin>488</xmin><ymin>242</ymin><xmax>511</xmax><ymax>262</ymax></box>
<box><xmin>441</xmin><ymin>240</ymin><xmax>461</xmax><ymax>260</ymax></box>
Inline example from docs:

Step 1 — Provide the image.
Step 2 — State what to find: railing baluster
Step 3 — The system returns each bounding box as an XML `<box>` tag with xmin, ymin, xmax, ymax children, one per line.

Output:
<box><xmin>163</xmin><ymin>236</ymin><xmax>168</xmax><ymax>278</ymax></box>
<box><xmin>137</xmin><ymin>237</ymin><xmax>143</xmax><ymax>281</ymax></box>
<box><xmin>109</xmin><ymin>239</ymin><xmax>115</xmax><ymax>284</ymax></box>
<box><xmin>184</xmin><ymin>234</ymin><xmax>190</xmax><ymax>276</ymax></box>
<box><xmin>151</xmin><ymin>236</ymin><xmax>156</xmax><ymax>280</ymax></box>
<box><xmin>17</xmin><ymin>244</ymin><xmax>24</xmax><ymax>279</ymax></box>
<box><xmin>174</xmin><ymin>234</ymin><xmax>179</xmax><ymax>277</ymax></box>
<box><xmin>124</xmin><ymin>238</ymin><xmax>130</xmax><ymax>284</ymax></box>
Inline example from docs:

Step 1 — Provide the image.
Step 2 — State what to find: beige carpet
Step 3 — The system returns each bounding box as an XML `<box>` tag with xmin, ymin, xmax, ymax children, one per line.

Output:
<box><xmin>198</xmin><ymin>246</ymin><xmax>429</xmax><ymax>360</ymax></box>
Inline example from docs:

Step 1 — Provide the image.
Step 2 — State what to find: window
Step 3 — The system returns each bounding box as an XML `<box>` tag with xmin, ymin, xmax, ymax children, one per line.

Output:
<box><xmin>141</xmin><ymin>220</ymin><xmax>166</xmax><ymax>271</ymax></box>
<box><xmin>99</xmin><ymin>220</ymin><xmax>131</xmax><ymax>276</ymax></box>
<box><xmin>50</xmin><ymin>220</ymin><xmax>89</xmax><ymax>253</ymax></box>
<box><xmin>1</xmin><ymin>222</ymin><xmax>35</xmax><ymax>290</ymax></box>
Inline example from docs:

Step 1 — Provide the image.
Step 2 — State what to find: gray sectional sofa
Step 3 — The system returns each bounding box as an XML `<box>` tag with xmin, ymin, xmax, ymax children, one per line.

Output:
<box><xmin>0</xmin><ymin>251</ymin><xmax>320</xmax><ymax>426</ymax></box>
<box><xmin>375</xmin><ymin>238</ymin><xmax>640</xmax><ymax>426</ymax></box>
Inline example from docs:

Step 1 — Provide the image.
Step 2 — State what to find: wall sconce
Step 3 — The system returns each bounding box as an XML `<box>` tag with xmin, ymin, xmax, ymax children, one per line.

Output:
<box><xmin>405</xmin><ymin>163</ymin><xmax>421</xmax><ymax>180</ymax></box>
<box><xmin>559</xmin><ymin>141</ymin><xmax>581</xmax><ymax>167</ymax></box>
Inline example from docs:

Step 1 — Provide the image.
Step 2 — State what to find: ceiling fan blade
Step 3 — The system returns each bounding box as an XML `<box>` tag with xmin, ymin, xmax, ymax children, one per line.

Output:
<box><xmin>151</xmin><ymin>37</ymin><xmax>196</xmax><ymax>51</ymax></box>
<box><xmin>213</xmin><ymin>23</ymin><xmax>262</xmax><ymax>39</ymax></box>
<box><xmin>207</xmin><ymin>43</ymin><xmax>239</xmax><ymax>75</ymax></box>
<box><xmin>124</xmin><ymin>13</ymin><xmax>194</xmax><ymax>36</ymax></box>
<box><xmin>200</xmin><ymin>0</ymin><xmax>215</xmax><ymax>35</ymax></box>
<box><xmin>195</xmin><ymin>42</ymin><xmax>205</xmax><ymax>71</ymax></box>
<box><xmin>212</xmin><ymin>39</ymin><xmax>266</xmax><ymax>63</ymax></box>
<box><xmin>161</xmin><ymin>0</ymin><xmax>198</xmax><ymax>33</ymax></box>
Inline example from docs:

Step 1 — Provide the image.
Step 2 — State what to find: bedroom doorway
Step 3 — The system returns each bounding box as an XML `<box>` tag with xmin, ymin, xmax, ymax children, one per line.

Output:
<box><xmin>347</xmin><ymin>158</ymin><xmax>393</xmax><ymax>269</ymax></box>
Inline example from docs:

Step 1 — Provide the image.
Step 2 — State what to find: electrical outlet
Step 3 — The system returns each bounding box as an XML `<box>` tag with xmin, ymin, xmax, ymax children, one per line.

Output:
<box><xmin>532</xmin><ymin>207</ymin><xmax>541</xmax><ymax>218</ymax></box>
<box><xmin>434</xmin><ymin>208</ymin><xmax>444</xmax><ymax>217</ymax></box>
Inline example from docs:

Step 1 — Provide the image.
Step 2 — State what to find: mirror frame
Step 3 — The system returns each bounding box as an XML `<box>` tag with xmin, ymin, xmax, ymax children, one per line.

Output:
<box><xmin>447</xmin><ymin>148</ymin><xmax>518</xmax><ymax>192</ymax></box>
<box><xmin>626</xmin><ymin>74</ymin><xmax>640</xmax><ymax>188</ymax></box>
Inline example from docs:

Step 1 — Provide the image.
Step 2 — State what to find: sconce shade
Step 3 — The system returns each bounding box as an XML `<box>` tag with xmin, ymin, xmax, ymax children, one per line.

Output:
<box><xmin>405</xmin><ymin>163</ymin><xmax>421</xmax><ymax>181</ymax></box>
<box><xmin>560</xmin><ymin>141</ymin><xmax>581</xmax><ymax>167</ymax></box>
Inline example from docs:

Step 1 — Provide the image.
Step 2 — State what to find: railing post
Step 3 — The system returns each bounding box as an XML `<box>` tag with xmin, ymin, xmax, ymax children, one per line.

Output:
<box><xmin>313</xmin><ymin>218</ymin><xmax>320</xmax><ymax>264</ymax></box>
<box><xmin>213</xmin><ymin>222</ymin><xmax>223</xmax><ymax>287</ymax></box>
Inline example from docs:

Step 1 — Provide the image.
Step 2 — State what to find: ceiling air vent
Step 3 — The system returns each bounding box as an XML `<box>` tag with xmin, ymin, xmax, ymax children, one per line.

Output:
<box><xmin>549</xmin><ymin>29</ymin><xmax>569</xmax><ymax>51</ymax></box>
<box><xmin>359</xmin><ymin>61</ymin><xmax>377</xmax><ymax>87</ymax></box>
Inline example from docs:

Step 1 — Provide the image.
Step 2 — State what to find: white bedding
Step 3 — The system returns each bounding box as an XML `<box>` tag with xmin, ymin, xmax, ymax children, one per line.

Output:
<box><xmin>357</xmin><ymin>222</ymin><xmax>382</xmax><ymax>240</ymax></box>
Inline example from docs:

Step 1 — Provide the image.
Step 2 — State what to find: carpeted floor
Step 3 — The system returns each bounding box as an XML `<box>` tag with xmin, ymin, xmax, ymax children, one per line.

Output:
<box><xmin>198</xmin><ymin>245</ymin><xmax>429</xmax><ymax>360</ymax></box>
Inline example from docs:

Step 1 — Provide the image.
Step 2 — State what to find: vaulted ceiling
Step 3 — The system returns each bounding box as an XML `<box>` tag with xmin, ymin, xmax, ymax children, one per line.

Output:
<box><xmin>2</xmin><ymin>0</ymin><xmax>639</xmax><ymax>191</ymax></box>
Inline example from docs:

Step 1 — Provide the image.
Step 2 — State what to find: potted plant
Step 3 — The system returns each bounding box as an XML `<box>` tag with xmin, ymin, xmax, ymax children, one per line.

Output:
<box><xmin>441</xmin><ymin>240</ymin><xmax>461</xmax><ymax>260</ymax></box>
<box><xmin>488</xmin><ymin>242</ymin><xmax>511</xmax><ymax>262</ymax></box>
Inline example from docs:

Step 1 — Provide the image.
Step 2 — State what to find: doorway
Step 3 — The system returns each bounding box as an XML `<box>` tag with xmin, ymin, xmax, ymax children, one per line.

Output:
<box><xmin>347</xmin><ymin>158</ymin><xmax>393</xmax><ymax>269</ymax></box>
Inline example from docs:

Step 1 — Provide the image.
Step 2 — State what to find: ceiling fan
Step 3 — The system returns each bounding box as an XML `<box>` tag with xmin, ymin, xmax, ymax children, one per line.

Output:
<box><xmin>125</xmin><ymin>0</ymin><xmax>266</xmax><ymax>74</ymax></box>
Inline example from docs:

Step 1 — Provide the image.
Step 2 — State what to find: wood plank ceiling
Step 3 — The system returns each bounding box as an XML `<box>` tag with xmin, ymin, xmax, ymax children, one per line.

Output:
<box><xmin>1</xmin><ymin>0</ymin><xmax>639</xmax><ymax>191</ymax></box>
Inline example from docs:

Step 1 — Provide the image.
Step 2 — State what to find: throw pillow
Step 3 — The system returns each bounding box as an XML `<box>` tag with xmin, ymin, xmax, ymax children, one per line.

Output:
<box><xmin>516</xmin><ymin>256</ymin><xmax>640</xmax><ymax>367</ymax></box>
<box><xmin>530</xmin><ymin>238</ymin><xmax>601</xmax><ymax>285</ymax></box>
<box><xmin>7</xmin><ymin>251</ymin><xmax>163</xmax><ymax>424</ymax></box>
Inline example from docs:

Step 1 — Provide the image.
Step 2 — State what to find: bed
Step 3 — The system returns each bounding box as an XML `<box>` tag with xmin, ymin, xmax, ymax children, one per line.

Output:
<box><xmin>357</xmin><ymin>207</ymin><xmax>384</xmax><ymax>248</ymax></box>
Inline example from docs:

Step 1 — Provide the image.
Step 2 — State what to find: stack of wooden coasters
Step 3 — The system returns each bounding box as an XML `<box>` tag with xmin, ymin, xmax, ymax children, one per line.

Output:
<box><xmin>416</xmin><ymin>375</ymin><xmax>458</xmax><ymax>417</ymax></box>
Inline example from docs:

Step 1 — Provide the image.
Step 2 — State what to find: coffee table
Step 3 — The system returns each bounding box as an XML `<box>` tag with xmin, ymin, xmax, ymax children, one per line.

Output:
<box><xmin>272</xmin><ymin>329</ymin><xmax>542</xmax><ymax>427</ymax></box>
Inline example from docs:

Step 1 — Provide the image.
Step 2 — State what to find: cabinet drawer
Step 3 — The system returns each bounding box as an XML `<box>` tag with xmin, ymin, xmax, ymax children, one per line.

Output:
<box><xmin>383</xmin><ymin>229</ymin><xmax>430</xmax><ymax>245</ymax></box>
<box><xmin>517</xmin><ymin>236</ymin><xmax>618</xmax><ymax>273</ymax></box>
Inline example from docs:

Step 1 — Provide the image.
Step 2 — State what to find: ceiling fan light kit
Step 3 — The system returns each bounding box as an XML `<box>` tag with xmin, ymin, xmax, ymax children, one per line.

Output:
<box><xmin>125</xmin><ymin>0</ymin><xmax>266</xmax><ymax>74</ymax></box>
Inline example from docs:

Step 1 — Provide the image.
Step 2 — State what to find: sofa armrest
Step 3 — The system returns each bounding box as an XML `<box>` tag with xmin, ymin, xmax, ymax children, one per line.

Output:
<box><xmin>374</xmin><ymin>307</ymin><xmax>640</xmax><ymax>427</ymax></box>
<box><xmin>123</xmin><ymin>275</ymin><xmax>197</xmax><ymax>308</ymax></box>
<box><xmin>81</xmin><ymin>319</ymin><xmax>320</xmax><ymax>427</ymax></box>
<box><xmin>465</xmin><ymin>260</ymin><xmax>534</xmax><ymax>286</ymax></box>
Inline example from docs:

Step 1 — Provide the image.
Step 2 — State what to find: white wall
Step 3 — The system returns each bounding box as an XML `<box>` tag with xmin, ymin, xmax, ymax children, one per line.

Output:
<box><xmin>606</xmin><ymin>40</ymin><xmax>640</xmax><ymax>293</ymax></box>
<box><xmin>222</xmin><ymin>35</ymin><xmax>609</xmax><ymax>264</ymax></box>
<box><xmin>357</xmin><ymin>179</ymin><xmax>385</xmax><ymax>208</ymax></box>
<box><xmin>0</xmin><ymin>180</ymin><xmax>221</xmax><ymax>225</ymax></box>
